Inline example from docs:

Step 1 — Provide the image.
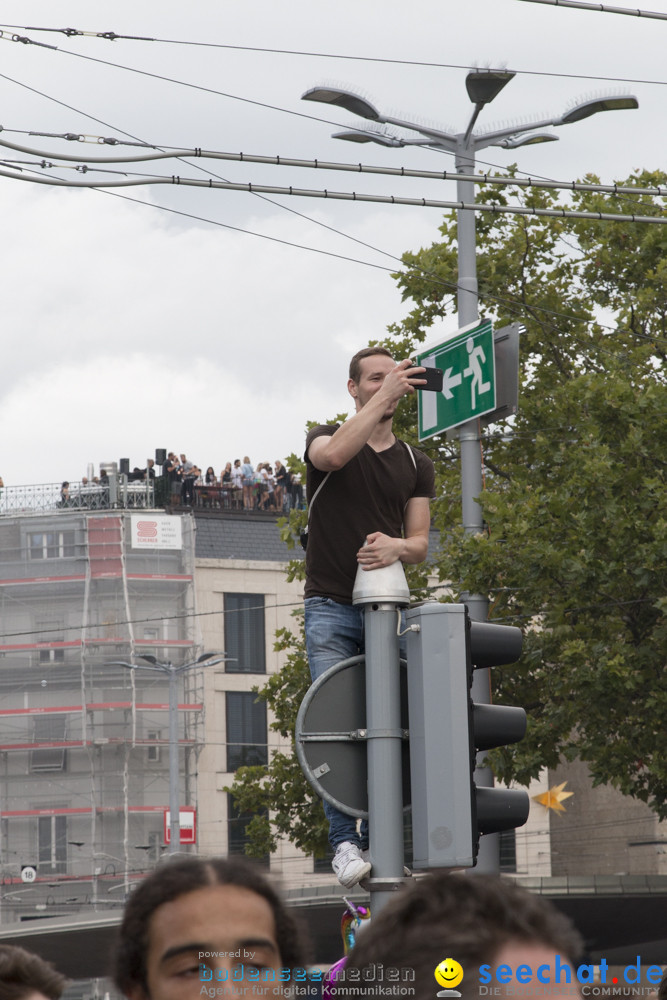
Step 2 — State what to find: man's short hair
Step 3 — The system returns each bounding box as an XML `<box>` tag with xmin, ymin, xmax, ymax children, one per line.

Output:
<box><xmin>349</xmin><ymin>347</ymin><xmax>394</xmax><ymax>384</ymax></box>
<box><xmin>342</xmin><ymin>873</ymin><xmax>583</xmax><ymax>998</ymax></box>
<box><xmin>113</xmin><ymin>857</ymin><xmax>305</xmax><ymax>996</ymax></box>
<box><xmin>0</xmin><ymin>945</ymin><xmax>66</xmax><ymax>1000</ymax></box>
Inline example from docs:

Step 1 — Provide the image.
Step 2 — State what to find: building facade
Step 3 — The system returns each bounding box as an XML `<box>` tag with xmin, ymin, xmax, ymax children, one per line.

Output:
<box><xmin>0</xmin><ymin>507</ymin><xmax>200</xmax><ymax>922</ymax></box>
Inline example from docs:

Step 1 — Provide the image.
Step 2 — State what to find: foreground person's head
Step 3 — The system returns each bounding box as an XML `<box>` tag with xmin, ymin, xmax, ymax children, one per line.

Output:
<box><xmin>341</xmin><ymin>872</ymin><xmax>583</xmax><ymax>1000</ymax></box>
<box><xmin>114</xmin><ymin>857</ymin><xmax>305</xmax><ymax>1000</ymax></box>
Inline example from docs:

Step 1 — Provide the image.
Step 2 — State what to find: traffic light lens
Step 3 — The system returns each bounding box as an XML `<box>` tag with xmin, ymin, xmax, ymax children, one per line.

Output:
<box><xmin>476</xmin><ymin>786</ymin><xmax>530</xmax><ymax>834</ymax></box>
<box><xmin>473</xmin><ymin>703</ymin><xmax>527</xmax><ymax>751</ymax></box>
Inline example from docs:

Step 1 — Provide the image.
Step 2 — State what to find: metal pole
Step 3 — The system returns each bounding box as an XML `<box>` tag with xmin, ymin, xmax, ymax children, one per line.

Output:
<box><xmin>455</xmin><ymin>140</ymin><xmax>497</xmax><ymax>872</ymax></box>
<box><xmin>168</xmin><ymin>664</ymin><xmax>181</xmax><ymax>854</ymax></box>
<box><xmin>364</xmin><ymin>603</ymin><xmax>405</xmax><ymax>914</ymax></box>
<box><xmin>352</xmin><ymin>561</ymin><xmax>410</xmax><ymax>914</ymax></box>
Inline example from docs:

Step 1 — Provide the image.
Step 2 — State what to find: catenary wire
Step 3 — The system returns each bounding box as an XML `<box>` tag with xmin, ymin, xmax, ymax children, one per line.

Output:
<box><xmin>2</xmin><ymin>135</ymin><xmax>666</xmax><ymax>200</ymax></box>
<box><xmin>4</xmin><ymin>164</ymin><xmax>665</xmax><ymax>226</ymax></box>
<box><xmin>3</xmin><ymin>21</ymin><xmax>665</xmax><ymax>223</ymax></box>
<box><xmin>516</xmin><ymin>0</ymin><xmax>667</xmax><ymax>19</ymax></box>
<box><xmin>2</xmin><ymin>35</ymin><xmax>662</xmax><ymax>253</ymax></box>
<box><xmin>0</xmin><ymin>63</ymin><xmax>663</xmax><ymax>369</ymax></box>
<box><xmin>0</xmin><ymin>69</ymin><xmax>439</xmax><ymax>278</ymax></box>
<box><xmin>0</xmin><ymin>23</ymin><xmax>666</xmax><ymax>88</ymax></box>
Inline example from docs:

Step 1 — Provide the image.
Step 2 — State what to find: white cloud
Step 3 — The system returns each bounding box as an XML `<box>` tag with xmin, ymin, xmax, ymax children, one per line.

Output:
<box><xmin>0</xmin><ymin>0</ymin><xmax>663</xmax><ymax>487</ymax></box>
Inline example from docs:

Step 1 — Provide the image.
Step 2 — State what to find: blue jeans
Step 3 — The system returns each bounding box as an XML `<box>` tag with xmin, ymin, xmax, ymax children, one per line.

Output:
<box><xmin>304</xmin><ymin>596</ymin><xmax>368</xmax><ymax>850</ymax></box>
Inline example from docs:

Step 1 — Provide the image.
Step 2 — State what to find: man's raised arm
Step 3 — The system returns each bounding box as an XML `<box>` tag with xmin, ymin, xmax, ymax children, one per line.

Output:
<box><xmin>308</xmin><ymin>358</ymin><xmax>425</xmax><ymax>471</ymax></box>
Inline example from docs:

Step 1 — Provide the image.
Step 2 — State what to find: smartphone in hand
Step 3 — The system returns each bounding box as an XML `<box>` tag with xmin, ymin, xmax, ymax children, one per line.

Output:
<box><xmin>412</xmin><ymin>366</ymin><xmax>444</xmax><ymax>392</ymax></box>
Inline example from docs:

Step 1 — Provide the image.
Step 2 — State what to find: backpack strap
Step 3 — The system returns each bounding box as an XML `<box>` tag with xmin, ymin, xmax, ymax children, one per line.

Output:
<box><xmin>307</xmin><ymin>471</ymin><xmax>331</xmax><ymax>519</ymax></box>
<box><xmin>301</xmin><ymin>471</ymin><xmax>330</xmax><ymax>550</ymax></box>
<box><xmin>403</xmin><ymin>441</ymin><xmax>417</xmax><ymax>470</ymax></box>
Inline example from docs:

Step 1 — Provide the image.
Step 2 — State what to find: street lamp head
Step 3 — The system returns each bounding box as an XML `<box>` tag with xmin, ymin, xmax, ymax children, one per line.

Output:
<box><xmin>466</xmin><ymin>70</ymin><xmax>516</xmax><ymax>107</ymax></box>
<box><xmin>332</xmin><ymin>129</ymin><xmax>406</xmax><ymax>147</ymax></box>
<box><xmin>559</xmin><ymin>95</ymin><xmax>638</xmax><ymax>125</ymax></box>
<box><xmin>302</xmin><ymin>87</ymin><xmax>380</xmax><ymax>122</ymax></box>
<box><xmin>495</xmin><ymin>132</ymin><xmax>559</xmax><ymax>149</ymax></box>
<box><xmin>140</xmin><ymin>653</ymin><xmax>159</xmax><ymax>665</ymax></box>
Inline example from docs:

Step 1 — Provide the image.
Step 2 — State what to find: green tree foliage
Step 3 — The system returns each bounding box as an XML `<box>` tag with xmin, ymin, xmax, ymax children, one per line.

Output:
<box><xmin>391</xmin><ymin>169</ymin><xmax>667</xmax><ymax>814</ymax></box>
<box><xmin>229</xmin><ymin>171</ymin><xmax>667</xmax><ymax>857</ymax></box>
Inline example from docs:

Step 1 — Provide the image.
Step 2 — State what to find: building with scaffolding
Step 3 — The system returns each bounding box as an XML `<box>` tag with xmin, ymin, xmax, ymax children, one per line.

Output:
<box><xmin>0</xmin><ymin>505</ymin><xmax>201</xmax><ymax>921</ymax></box>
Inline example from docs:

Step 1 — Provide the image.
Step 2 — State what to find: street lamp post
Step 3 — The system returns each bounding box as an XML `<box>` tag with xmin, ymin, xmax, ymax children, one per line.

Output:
<box><xmin>108</xmin><ymin>652</ymin><xmax>227</xmax><ymax>854</ymax></box>
<box><xmin>302</xmin><ymin>75</ymin><xmax>637</xmax><ymax>870</ymax></box>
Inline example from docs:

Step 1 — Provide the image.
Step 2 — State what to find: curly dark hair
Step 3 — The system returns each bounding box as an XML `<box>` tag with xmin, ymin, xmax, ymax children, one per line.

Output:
<box><xmin>113</xmin><ymin>856</ymin><xmax>306</xmax><ymax>995</ymax></box>
<box><xmin>342</xmin><ymin>873</ymin><xmax>584</xmax><ymax>1000</ymax></box>
<box><xmin>0</xmin><ymin>945</ymin><xmax>66</xmax><ymax>1000</ymax></box>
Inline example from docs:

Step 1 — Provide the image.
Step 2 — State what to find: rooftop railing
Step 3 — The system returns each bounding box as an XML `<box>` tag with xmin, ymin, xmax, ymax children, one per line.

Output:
<box><xmin>0</xmin><ymin>479</ymin><xmax>155</xmax><ymax>516</ymax></box>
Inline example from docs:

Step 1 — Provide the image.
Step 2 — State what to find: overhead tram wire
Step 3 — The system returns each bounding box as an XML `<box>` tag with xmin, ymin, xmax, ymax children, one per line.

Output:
<box><xmin>515</xmin><ymin>0</ymin><xmax>667</xmax><ymax>20</ymax></box>
<box><xmin>4</xmin><ymin>157</ymin><xmax>663</xmax><ymax>362</ymax></box>
<box><xmin>2</xmin><ymin>135</ymin><xmax>666</xmax><ymax>201</ymax></box>
<box><xmin>8</xmin><ymin>131</ymin><xmax>667</xmax><ymax>268</ymax></box>
<box><xmin>3</xmin><ymin>165</ymin><xmax>664</xmax><ymax>225</ymax></box>
<box><xmin>2</xmin><ymin>30</ymin><xmax>662</xmax><ymax>229</ymax></box>
<box><xmin>1</xmin><ymin>22</ymin><xmax>667</xmax><ymax>88</ymax></box>
<box><xmin>0</xmin><ymin>80</ymin><xmax>614</xmax><ymax>342</ymax></box>
<box><xmin>1</xmin><ymin>61</ymin><xmax>663</xmax><ymax>355</ymax></box>
<box><xmin>0</xmin><ymin>69</ymin><xmax>461</xmax><ymax>298</ymax></box>
<box><xmin>2</xmin><ymin>134</ymin><xmax>663</xmax><ymax>362</ymax></box>
<box><xmin>3</xmin><ymin>31</ymin><xmax>663</xmax><ymax>223</ymax></box>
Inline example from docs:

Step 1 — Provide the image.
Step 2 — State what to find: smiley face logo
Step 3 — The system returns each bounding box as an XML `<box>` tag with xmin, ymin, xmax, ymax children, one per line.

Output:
<box><xmin>434</xmin><ymin>958</ymin><xmax>464</xmax><ymax>991</ymax></box>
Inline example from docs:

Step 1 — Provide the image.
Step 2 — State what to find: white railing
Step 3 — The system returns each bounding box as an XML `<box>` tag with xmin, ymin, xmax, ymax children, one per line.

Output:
<box><xmin>0</xmin><ymin>479</ymin><xmax>155</xmax><ymax>516</ymax></box>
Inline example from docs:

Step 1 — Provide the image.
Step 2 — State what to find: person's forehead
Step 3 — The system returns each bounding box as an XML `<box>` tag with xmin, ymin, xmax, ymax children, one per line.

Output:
<box><xmin>358</xmin><ymin>354</ymin><xmax>396</xmax><ymax>377</ymax></box>
<box><xmin>148</xmin><ymin>884</ymin><xmax>280</xmax><ymax>962</ymax></box>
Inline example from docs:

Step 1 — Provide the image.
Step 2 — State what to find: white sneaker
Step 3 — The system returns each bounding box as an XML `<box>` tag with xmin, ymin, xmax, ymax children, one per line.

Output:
<box><xmin>332</xmin><ymin>842</ymin><xmax>372</xmax><ymax>888</ymax></box>
<box><xmin>361</xmin><ymin>849</ymin><xmax>411</xmax><ymax>877</ymax></box>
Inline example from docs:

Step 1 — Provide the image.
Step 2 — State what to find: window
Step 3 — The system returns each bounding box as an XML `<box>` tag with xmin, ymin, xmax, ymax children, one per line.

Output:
<box><xmin>31</xmin><ymin>715</ymin><xmax>67</xmax><ymax>772</ymax></box>
<box><xmin>39</xmin><ymin>647</ymin><xmax>65</xmax><ymax>663</ymax></box>
<box><xmin>228</xmin><ymin>795</ymin><xmax>268</xmax><ymax>862</ymax></box>
<box><xmin>38</xmin><ymin>815</ymin><xmax>67</xmax><ymax>874</ymax></box>
<box><xmin>224</xmin><ymin>594</ymin><xmax>265</xmax><ymax>673</ymax></box>
<box><xmin>226</xmin><ymin>692</ymin><xmax>267</xmax><ymax>772</ymax></box>
<box><xmin>147</xmin><ymin>730</ymin><xmax>161</xmax><ymax>762</ymax></box>
<box><xmin>37</xmin><ymin>622</ymin><xmax>66</xmax><ymax>664</ymax></box>
<box><xmin>499</xmin><ymin>828</ymin><xmax>517</xmax><ymax>873</ymax></box>
<box><xmin>28</xmin><ymin>531</ymin><xmax>76</xmax><ymax>560</ymax></box>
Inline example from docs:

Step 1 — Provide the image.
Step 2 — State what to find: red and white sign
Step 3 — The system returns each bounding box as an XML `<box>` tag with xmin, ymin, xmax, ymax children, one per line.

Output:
<box><xmin>131</xmin><ymin>515</ymin><xmax>183</xmax><ymax>550</ymax></box>
<box><xmin>164</xmin><ymin>806</ymin><xmax>197</xmax><ymax>844</ymax></box>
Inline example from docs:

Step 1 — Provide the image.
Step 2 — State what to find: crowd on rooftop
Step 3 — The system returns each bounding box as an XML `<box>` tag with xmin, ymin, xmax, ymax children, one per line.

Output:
<box><xmin>0</xmin><ymin>454</ymin><xmax>306</xmax><ymax>515</ymax></box>
<box><xmin>162</xmin><ymin>452</ymin><xmax>304</xmax><ymax>511</ymax></box>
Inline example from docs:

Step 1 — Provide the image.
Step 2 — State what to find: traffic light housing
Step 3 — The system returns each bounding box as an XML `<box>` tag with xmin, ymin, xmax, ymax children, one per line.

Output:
<box><xmin>405</xmin><ymin>602</ymin><xmax>529</xmax><ymax>869</ymax></box>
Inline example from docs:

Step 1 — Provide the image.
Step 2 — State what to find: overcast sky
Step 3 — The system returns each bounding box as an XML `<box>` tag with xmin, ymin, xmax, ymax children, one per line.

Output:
<box><xmin>0</xmin><ymin>0</ymin><xmax>665</xmax><ymax>486</ymax></box>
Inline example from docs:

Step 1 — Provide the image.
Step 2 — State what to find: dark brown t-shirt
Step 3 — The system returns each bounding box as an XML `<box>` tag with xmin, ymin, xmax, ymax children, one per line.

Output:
<box><xmin>304</xmin><ymin>424</ymin><xmax>436</xmax><ymax>604</ymax></box>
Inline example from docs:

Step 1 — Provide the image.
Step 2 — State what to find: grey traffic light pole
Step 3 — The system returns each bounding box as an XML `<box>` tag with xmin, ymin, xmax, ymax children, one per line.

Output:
<box><xmin>302</xmin><ymin>75</ymin><xmax>637</xmax><ymax>870</ymax></box>
<box><xmin>352</xmin><ymin>558</ymin><xmax>411</xmax><ymax>914</ymax></box>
